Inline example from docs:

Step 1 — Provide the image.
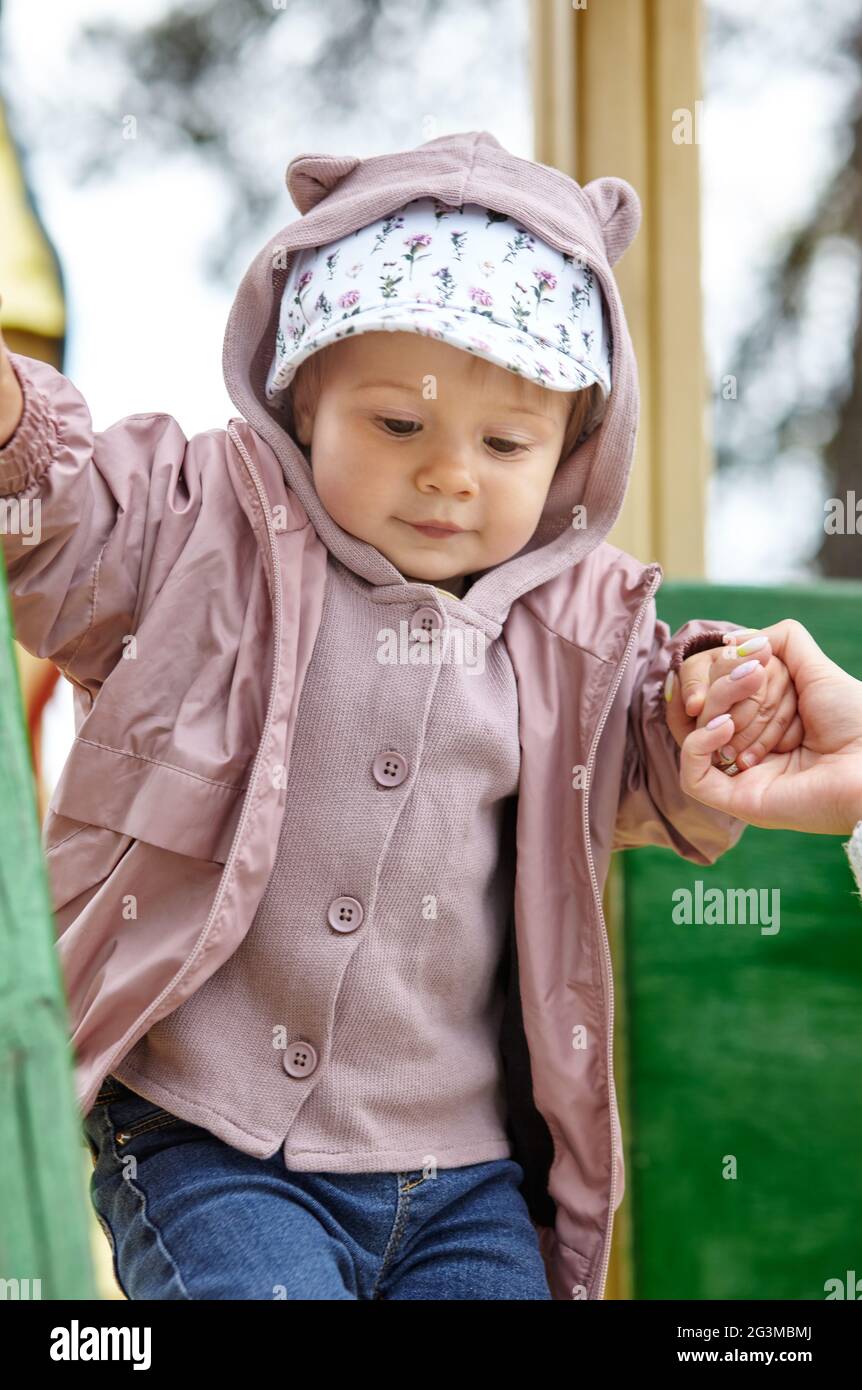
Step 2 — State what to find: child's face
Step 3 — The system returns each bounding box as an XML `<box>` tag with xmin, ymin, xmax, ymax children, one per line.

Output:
<box><xmin>293</xmin><ymin>331</ymin><xmax>572</xmax><ymax>592</ymax></box>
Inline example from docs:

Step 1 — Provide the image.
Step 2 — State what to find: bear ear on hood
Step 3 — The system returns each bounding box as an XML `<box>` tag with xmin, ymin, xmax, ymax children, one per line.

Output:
<box><xmin>581</xmin><ymin>176</ymin><xmax>641</xmax><ymax>266</ymax></box>
<box><xmin>286</xmin><ymin>152</ymin><xmax>362</xmax><ymax>214</ymax></box>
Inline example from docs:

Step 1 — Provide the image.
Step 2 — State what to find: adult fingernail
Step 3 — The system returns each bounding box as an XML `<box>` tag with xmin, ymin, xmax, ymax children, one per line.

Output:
<box><xmin>730</xmin><ymin>658</ymin><xmax>759</xmax><ymax>680</ymax></box>
<box><xmin>737</xmin><ymin>634</ymin><xmax>767</xmax><ymax>656</ymax></box>
<box><xmin>719</xmin><ymin>743</ymin><xmax>736</xmax><ymax>759</ymax></box>
<box><xmin>722</xmin><ymin>629</ymin><xmax>753</xmax><ymax>644</ymax></box>
<box><xmin>706</xmin><ymin>713</ymin><xmax>734</xmax><ymax>730</ymax></box>
<box><xmin>664</xmin><ymin>670</ymin><xmax>674</xmax><ymax>702</ymax></box>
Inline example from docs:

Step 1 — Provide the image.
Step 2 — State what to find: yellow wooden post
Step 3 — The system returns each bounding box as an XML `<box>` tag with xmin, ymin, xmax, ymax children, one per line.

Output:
<box><xmin>531</xmin><ymin>0</ymin><xmax>708</xmax><ymax>575</ymax></box>
<box><xmin>530</xmin><ymin>0</ymin><xmax>708</xmax><ymax>1300</ymax></box>
<box><xmin>0</xmin><ymin>95</ymin><xmax>66</xmax><ymax>821</ymax></box>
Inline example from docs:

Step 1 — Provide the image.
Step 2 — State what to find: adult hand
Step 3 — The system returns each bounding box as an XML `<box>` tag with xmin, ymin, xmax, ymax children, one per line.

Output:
<box><xmin>679</xmin><ymin>619</ymin><xmax>862</xmax><ymax>834</ymax></box>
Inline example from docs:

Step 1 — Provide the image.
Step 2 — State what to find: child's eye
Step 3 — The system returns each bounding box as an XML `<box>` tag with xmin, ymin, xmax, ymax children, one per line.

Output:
<box><xmin>376</xmin><ymin>416</ymin><xmax>420</xmax><ymax>437</ymax></box>
<box><xmin>374</xmin><ymin>417</ymin><xmax>527</xmax><ymax>455</ymax></box>
<box><xmin>485</xmin><ymin>436</ymin><xmax>527</xmax><ymax>455</ymax></box>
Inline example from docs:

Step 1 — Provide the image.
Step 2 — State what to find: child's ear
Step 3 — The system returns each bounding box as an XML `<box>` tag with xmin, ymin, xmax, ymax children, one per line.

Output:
<box><xmin>581</xmin><ymin>176</ymin><xmax>641</xmax><ymax>265</ymax></box>
<box><xmin>286</xmin><ymin>152</ymin><xmax>361</xmax><ymax>214</ymax></box>
<box><xmin>292</xmin><ymin>402</ymin><xmax>311</xmax><ymax>446</ymax></box>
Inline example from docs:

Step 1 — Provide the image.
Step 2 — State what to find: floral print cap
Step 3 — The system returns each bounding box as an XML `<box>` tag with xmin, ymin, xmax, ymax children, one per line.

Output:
<box><xmin>266</xmin><ymin>196</ymin><xmax>613</xmax><ymax>431</ymax></box>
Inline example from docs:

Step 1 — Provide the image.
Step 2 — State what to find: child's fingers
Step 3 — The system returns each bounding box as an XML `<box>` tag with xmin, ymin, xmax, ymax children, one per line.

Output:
<box><xmin>680</xmin><ymin>634</ymin><xmax>770</xmax><ymax>718</ymax></box>
<box><xmin>682</xmin><ymin>688</ymin><xmax>706</xmax><ymax>718</ymax></box>
<box><xmin>664</xmin><ymin>664</ymin><xmax>705</xmax><ymax>747</ymax></box>
<box><xmin>678</xmin><ymin>651</ymin><xmax>715</xmax><ymax>717</ymax></box>
<box><xmin>667</xmin><ymin>636</ymin><xmax>773</xmax><ymax>746</ymax></box>
<box><xmin>696</xmin><ymin>634</ymin><xmax>772</xmax><ymax>714</ymax></box>
<box><xmin>712</xmin><ymin>683</ymin><xmax>797</xmax><ymax>770</ymax></box>
<box><xmin>697</xmin><ymin>653</ymin><xmax>761</xmax><ymax>733</ymax></box>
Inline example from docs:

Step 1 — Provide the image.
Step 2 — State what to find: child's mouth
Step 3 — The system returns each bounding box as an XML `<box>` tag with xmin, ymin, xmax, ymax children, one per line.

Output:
<box><xmin>401</xmin><ymin>519</ymin><xmax>465</xmax><ymax>539</ymax></box>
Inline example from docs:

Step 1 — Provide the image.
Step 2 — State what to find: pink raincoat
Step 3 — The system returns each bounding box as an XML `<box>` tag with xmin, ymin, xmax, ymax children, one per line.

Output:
<box><xmin>0</xmin><ymin>130</ymin><xmax>746</xmax><ymax>1298</ymax></box>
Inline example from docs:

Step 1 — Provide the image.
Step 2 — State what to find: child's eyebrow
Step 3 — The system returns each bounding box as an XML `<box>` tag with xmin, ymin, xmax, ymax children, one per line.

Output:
<box><xmin>349</xmin><ymin>379</ymin><xmax>554</xmax><ymax>421</ymax></box>
<box><xmin>348</xmin><ymin>379</ymin><xmax>417</xmax><ymax>393</ymax></box>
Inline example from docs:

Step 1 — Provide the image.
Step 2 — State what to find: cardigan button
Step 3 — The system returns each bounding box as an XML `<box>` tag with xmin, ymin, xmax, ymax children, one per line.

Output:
<box><xmin>327</xmin><ymin>895</ymin><xmax>364</xmax><ymax>932</ymax></box>
<box><xmin>283</xmin><ymin>1042</ymin><xmax>318</xmax><ymax>1077</ymax></box>
<box><xmin>410</xmin><ymin>605</ymin><xmax>443</xmax><ymax>640</ymax></box>
<box><xmin>372</xmin><ymin>750</ymin><xmax>408</xmax><ymax>787</ymax></box>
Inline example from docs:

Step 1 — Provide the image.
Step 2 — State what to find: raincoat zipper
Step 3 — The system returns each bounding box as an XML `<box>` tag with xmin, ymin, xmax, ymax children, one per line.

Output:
<box><xmin>97</xmin><ymin>424</ymin><xmax>284</xmax><ymax>1085</ymax></box>
<box><xmin>584</xmin><ymin>561</ymin><xmax>662</xmax><ymax>1299</ymax></box>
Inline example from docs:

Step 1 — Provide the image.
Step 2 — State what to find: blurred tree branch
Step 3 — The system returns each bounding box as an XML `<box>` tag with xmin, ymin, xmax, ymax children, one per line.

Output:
<box><xmin>55</xmin><ymin>0</ymin><xmax>462</xmax><ymax>282</ymax></box>
<box><xmin>710</xmin><ymin>2</ymin><xmax>862</xmax><ymax>577</ymax></box>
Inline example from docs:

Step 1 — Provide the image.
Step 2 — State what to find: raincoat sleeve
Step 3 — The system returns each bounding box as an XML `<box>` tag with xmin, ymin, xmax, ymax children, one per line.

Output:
<box><xmin>612</xmin><ymin>602</ymin><xmax>750</xmax><ymax>864</ymax></box>
<box><xmin>0</xmin><ymin>352</ymin><xmax>207</xmax><ymax>698</ymax></box>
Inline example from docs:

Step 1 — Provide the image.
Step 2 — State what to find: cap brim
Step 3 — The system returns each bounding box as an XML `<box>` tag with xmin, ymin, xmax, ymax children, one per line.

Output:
<box><xmin>266</xmin><ymin>300</ymin><xmax>610</xmax><ymax>402</ymax></box>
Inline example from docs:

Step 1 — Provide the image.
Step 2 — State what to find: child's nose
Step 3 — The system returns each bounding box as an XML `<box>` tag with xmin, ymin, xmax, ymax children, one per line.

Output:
<box><xmin>417</xmin><ymin>452</ymin><xmax>479</xmax><ymax>495</ymax></box>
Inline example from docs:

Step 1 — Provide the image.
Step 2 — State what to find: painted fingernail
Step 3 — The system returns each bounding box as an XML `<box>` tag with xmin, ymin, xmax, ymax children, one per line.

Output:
<box><xmin>706</xmin><ymin>713</ymin><xmax>734</xmax><ymax>730</ymax></box>
<box><xmin>737</xmin><ymin>634</ymin><xmax>767</xmax><ymax>656</ymax></box>
<box><xmin>722</xmin><ymin>629</ymin><xmax>753</xmax><ymax>644</ymax></box>
<box><xmin>664</xmin><ymin>670</ymin><xmax>674</xmax><ymax>702</ymax></box>
<box><xmin>738</xmin><ymin>750</ymin><xmax>757</xmax><ymax>768</ymax></box>
<box><xmin>719</xmin><ymin>743</ymin><xmax>736</xmax><ymax>760</ymax></box>
<box><xmin>730</xmin><ymin>658</ymin><xmax>759</xmax><ymax>680</ymax></box>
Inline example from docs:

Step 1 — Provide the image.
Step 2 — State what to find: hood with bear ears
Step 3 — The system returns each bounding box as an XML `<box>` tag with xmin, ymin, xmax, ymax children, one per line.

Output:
<box><xmin>222</xmin><ymin>129</ymin><xmax>641</xmax><ymax>626</ymax></box>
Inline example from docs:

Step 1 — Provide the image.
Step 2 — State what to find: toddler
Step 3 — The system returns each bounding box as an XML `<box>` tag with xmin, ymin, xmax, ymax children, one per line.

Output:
<box><xmin>0</xmin><ymin>130</ymin><xmax>799</xmax><ymax>1300</ymax></box>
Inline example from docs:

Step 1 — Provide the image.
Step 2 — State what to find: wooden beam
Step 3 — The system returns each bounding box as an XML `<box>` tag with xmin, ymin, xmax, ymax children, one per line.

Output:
<box><xmin>531</xmin><ymin>0</ymin><xmax>708</xmax><ymax>577</ymax></box>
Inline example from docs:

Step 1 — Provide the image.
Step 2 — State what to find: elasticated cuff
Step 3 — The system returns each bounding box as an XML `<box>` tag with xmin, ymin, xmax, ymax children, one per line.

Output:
<box><xmin>844</xmin><ymin>819</ymin><xmax>862</xmax><ymax>900</ymax></box>
<box><xmin>0</xmin><ymin>355</ymin><xmax>59</xmax><ymax>495</ymax></box>
<box><xmin>670</xmin><ymin>629</ymin><xmax>736</xmax><ymax>674</ymax></box>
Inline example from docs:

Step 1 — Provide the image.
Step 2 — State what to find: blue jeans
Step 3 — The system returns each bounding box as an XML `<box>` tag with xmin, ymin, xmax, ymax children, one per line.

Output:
<box><xmin>82</xmin><ymin>1074</ymin><xmax>552</xmax><ymax>1300</ymax></box>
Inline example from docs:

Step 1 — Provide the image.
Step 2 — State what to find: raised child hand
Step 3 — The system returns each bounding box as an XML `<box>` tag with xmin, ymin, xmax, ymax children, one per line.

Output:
<box><xmin>665</xmin><ymin>631</ymin><xmax>775</xmax><ymax>755</ymax></box>
<box><xmin>695</xmin><ymin>632</ymin><xmax>802</xmax><ymax>772</ymax></box>
<box><xmin>0</xmin><ymin>293</ymin><xmax>25</xmax><ymax>448</ymax></box>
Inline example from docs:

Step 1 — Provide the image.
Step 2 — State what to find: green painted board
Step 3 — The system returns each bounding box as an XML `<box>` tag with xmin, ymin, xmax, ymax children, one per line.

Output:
<box><xmin>621</xmin><ymin>581</ymin><xmax>862</xmax><ymax>1300</ymax></box>
<box><xmin>0</xmin><ymin>551</ymin><xmax>97</xmax><ymax>1299</ymax></box>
